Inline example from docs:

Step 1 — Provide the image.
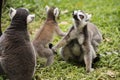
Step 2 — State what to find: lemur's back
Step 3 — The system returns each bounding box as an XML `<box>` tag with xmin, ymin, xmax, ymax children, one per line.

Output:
<box><xmin>33</xmin><ymin>20</ymin><xmax>56</xmax><ymax>45</ymax></box>
<box><xmin>0</xmin><ymin>8</ymin><xmax>36</xmax><ymax>80</ymax></box>
<box><xmin>32</xmin><ymin>6</ymin><xmax>65</xmax><ymax>66</ymax></box>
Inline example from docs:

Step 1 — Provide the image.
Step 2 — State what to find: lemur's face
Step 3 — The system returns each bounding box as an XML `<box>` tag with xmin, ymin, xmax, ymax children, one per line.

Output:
<box><xmin>9</xmin><ymin>8</ymin><xmax>35</xmax><ymax>23</ymax></box>
<box><xmin>45</xmin><ymin>6</ymin><xmax>60</xmax><ymax>19</ymax></box>
<box><xmin>72</xmin><ymin>10</ymin><xmax>92</xmax><ymax>22</ymax></box>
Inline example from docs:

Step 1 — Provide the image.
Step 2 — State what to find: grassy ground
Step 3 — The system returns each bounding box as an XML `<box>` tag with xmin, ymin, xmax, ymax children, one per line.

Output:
<box><xmin>1</xmin><ymin>0</ymin><xmax>120</xmax><ymax>80</ymax></box>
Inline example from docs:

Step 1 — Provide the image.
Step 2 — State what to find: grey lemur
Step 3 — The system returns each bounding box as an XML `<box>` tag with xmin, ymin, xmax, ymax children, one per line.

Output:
<box><xmin>33</xmin><ymin>6</ymin><xmax>66</xmax><ymax>66</ymax></box>
<box><xmin>0</xmin><ymin>8</ymin><xmax>36</xmax><ymax>80</ymax></box>
<box><xmin>52</xmin><ymin>10</ymin><xmax>102</xmax><ymax>72</ymax></box>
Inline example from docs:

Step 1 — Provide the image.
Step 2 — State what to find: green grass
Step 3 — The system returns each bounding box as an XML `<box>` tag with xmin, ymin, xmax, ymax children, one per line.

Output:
<box><xmin>1</xmin><ymin>0</ymin><xmax>120</xmax><ymax>80</ymax></box>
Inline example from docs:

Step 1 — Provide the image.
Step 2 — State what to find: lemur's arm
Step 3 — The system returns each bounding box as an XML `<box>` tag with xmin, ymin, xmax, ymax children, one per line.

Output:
<box><xmin>55</xmin><ymin>25</ymin><xmax>66</xmax><ymax>37</ymax></box>
<box><xmin>53</xmin><ymin>26</ymin><xmax>75</xmax><ymax>49</ymax></box>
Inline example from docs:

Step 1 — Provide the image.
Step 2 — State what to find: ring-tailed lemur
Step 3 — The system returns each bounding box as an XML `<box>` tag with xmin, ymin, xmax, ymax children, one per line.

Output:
<box><xmin>52</xmin><ymin>10</ymin><xmax>102</xmax><ymax>72</ymax></box>
<box><xmin>0</xmin><ymin>8</ymin><xmax>36</xmax><ymax>80</ymax></box>
<box><xmin>33</xmin><ymin>6</ymin><xmax>66</xmax><ymax>66</ymax></box>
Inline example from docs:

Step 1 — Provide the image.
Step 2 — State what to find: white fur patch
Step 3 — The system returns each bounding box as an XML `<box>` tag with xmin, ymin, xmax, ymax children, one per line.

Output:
<box><xmin>27</xmin><ymin>14</ymin><xmax>35</xmax><ymax>23</ymax></box>
<box><xmin>9</xmin><ymin>7</ymin><xmax>16</xmax><ymax>19</ymax></box>
<box><xmin>73</xmin><ymin>10</ymin><xmax>92</xmax><ymax>22</ymax></box>
<box><xmin>78</xmin><ymin>34</ymin><xmax>84</xmax><ymax>45</ymax></box>
<box><xmin>86</xmin><ymin>13</ymin><xmax>92</xmax><ymax>21</ymax></box>
<box><xmin>45</xmin><ymin>5</ymin><xmax>50</xmax><ymax>13</ymax></box>
<box><xmin>73</xmin><ymin>10</ymin><xmax>89</xmax><ymax>29</ymax></box>
<box><xmin>54</xmin><ymin>8</ymin><xmax>59</xmax><ymax>17</ymax></box>
<box><xmin>77</xmin><ymin>11</ymin><xmax>85</xmax><ymax>21</ymax></box>
<box><xmin>73</xmin><ymin>10</ymin><xmax>78</xmax><ymax>15</ymax></box>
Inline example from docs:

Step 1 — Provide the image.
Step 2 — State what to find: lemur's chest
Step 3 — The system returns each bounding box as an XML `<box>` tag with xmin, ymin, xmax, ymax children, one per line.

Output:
<box><xmin>76</xmin><ymin>30</ymin><xmax>85</xmax><ymax>45</ymax></box>
<box><xmin>77</xmin><ymin>33</ymin><xmax>84</xmax><ymax>45</ymax></box>
<box><xmin>69</xmin><ymin>28</ymin><xmax>85</xmax><ymax>45</ymax></box>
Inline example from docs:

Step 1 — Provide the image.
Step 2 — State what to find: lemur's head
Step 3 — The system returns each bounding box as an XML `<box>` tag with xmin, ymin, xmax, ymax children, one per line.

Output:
<box><xmin>45</xmin><ymin>6</ymin><xmax>60</xmax><ymax>20</ymax></box>
<box><xmin>72</xmin><ymin>10</ymin><xmax>92</xmax><ymax>23</ymax></box>
<box><xmin>9</xmin><ymin>8</ymin><xmax>35</xmax><ymax>24</ymax></box>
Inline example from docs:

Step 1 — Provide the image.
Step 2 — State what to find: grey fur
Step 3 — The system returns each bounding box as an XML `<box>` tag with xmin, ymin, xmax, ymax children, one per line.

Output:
<box><xmin>0</xmin><ymin>8</ymin><xmax>36</xmax><ymax>80</ymax></box>
<box><xmin>33</xmin><ymin>6</ymin><xmax>66</xmax><ymax>66</ymax></box>
<box><xmin>53</xmin><ymin>10</ymin><xmax>102</xmax><ymax>72</ymax></box>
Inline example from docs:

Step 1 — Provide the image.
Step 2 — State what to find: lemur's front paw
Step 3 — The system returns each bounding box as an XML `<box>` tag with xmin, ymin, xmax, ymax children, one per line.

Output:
<box><xmin>90</xmin><ymin>68</ymin><xmax>94</xmax><ymax>72</ymax></box>
<box><xmin>52</xmin><ymin>47</ymin><xmax>57</xmax><ymax>54</ymax></box>
<box><xmin>86</xmin><ymin>68</ymin><xmax>94</xmax><ymax>73</ymax></box>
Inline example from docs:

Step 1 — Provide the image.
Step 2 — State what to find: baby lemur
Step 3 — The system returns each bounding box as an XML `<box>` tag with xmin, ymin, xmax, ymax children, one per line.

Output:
<box><xmin>33</xmin><ymin>6</ymin><xmax>66</xmax><ymax>66</ymax></box>
<box><xmin>0</xmin><ymin>8</ymin><xmax>36</xmax><ymax>80</ymax></box>
<box><xmin>53</xmin><ymin>10</ymin><xmax>102</xmax><ymax>72</ymax></box>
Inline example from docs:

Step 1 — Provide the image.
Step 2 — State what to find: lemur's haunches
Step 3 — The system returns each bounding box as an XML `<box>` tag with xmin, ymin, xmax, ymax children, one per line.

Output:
<box><xmin>53</xmin><ymin>10</ymin><xmax>102</xmax><ymax>72</ymax></box>
<box><xmin>0</xmin><ymin>8</ymin><xmax>36</xmax><ymax>80</ymax></box>
<box><xmin>33</xmin><ymin>6</ymin><xmax>66</xmax><ymax>66</ymax></box>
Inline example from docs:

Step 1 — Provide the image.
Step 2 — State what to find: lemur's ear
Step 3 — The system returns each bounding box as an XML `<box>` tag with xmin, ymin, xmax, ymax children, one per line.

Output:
<box><xmin>86</xmin><ymin>13</ymin><xmax>92</xmax><ymax>21</ymax></box>
<box><xmin>45</xmin><ymin>5</ymin><xmax>50</xmax><ymax>13</ymax></box>
<box><xmin>27</xmin><ymin>14</ymin><xmax>35</xmax><ymax>23</ymax></box>
<box><xmin>72</xmin><ymin>10</ymin><xmax>79</xmax><ymax>20</ymax></box>
<box><xmin>54</xmin><ymin>7</ymin><xmax>59</xmax><ymax>17</ymax></box>
<box><xmin>9</xmin><ymin>7</ymin><xmax>16</xmax><ymax>19</ymax></box>
<box><xmin>73</xmin><ymin>10</ymin><xmax>77</xmax><ymax>15</ymax></box>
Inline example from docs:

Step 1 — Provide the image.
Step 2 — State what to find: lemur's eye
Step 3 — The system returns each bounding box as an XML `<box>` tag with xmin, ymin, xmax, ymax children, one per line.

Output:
<box><xmin>79</xmin><ymin>15</ymin><xmax>84</xmax><ymax>19</ymax></box>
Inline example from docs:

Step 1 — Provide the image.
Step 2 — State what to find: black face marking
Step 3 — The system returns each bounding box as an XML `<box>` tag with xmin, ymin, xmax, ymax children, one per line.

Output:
<box><xmin>73</xmin><ymin>14</ymin><xmax>79</xmax><ymax>21</ymax></box>
<box><xmin>72</xmin><ymin>10</ymin><xmax>89</xmax><ymax>22</ymax></box>
<box><xmin>79</xmin><ymin>15</ymin><xmax>84</xmax><ymax>19</ymax></box>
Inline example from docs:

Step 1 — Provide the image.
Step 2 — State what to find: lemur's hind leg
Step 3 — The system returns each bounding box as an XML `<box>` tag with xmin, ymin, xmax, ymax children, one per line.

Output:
<box><xmin>42</xmin><ymin>48</ymin><xmax>54</xmax><ymax>66</ymax></box>
<box><xmin>82</xmin><ymin>44</ymin><xmax>94</xmax><ymax>72</ymax></box>
<box><xmin>35</xmin><ymin>44</ymin><xmax>54</xmax><ymax>66</ymax></box>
